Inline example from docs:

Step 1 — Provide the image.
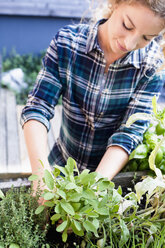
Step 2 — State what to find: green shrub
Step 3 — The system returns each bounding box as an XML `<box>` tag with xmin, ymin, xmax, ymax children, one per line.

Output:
<box><xmin>0</xmin><ymin>186</ymin><xmax>48</xmax><ymax>248</ymax></box>
<box><xmin>2</xmin><ymin>48</ymin><xmax>62</xmax><ymax>105</ymax></box>
<box><xmin>2</xmin><ymin>48</ymin><xmax>45</xmax><ymax>105</ymax></box>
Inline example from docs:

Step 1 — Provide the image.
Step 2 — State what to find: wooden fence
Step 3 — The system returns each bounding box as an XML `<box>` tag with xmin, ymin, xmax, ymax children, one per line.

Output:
<box><xmin>0</xmin><ymin>85</ymin><xmax>62</xmax><ymax>179</ymax></box>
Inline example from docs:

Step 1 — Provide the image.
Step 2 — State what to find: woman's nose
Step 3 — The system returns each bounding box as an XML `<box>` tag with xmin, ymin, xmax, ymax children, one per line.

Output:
<box><xmin>124</xmin><ymin>35</ymin><xmax>139</xmax><ymax>51</ymax></box>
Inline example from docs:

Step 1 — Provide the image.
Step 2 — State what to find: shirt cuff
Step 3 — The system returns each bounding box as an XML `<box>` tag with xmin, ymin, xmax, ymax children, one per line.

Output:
<box><xmin>20</xmin><ymin>110</ymin><xmax>50</xmax><ymax>131</ymax></box>
<box><xmin>107</xmin><ymin>132</ymin><xmax>140</xmax><ymax>155</ymax></box>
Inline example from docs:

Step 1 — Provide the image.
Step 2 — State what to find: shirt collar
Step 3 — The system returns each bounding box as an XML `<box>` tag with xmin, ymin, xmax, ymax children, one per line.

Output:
<box><xmin>85</xmin><ymin>19</ymin><xmax>106</xmax><ymax>55</ymax></box>
<box><xmin>85</xmin><ymin>19</ymin><xmax>163</xmax><ymax>70</ymax></box>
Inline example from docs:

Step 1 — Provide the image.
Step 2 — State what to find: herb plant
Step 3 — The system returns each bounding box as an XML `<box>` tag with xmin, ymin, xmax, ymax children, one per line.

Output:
<box><xmin>30</xmin><ymin>156</ymin><xmax>165</xmax><ymax>247</ymax></box>
<box><xmin>1</xmin><ymin>155</ymin><xmax>165</xmax><ymax>247</ymax></box>
<box><xmin>0</xmin><ymin>186</ymin><xmax>48</xmax><ymax>248</ymax></box>
<box><xmin>124</xmin><ymin>95</ymin><xmax>165</xmax><ymax>175</ymax></box>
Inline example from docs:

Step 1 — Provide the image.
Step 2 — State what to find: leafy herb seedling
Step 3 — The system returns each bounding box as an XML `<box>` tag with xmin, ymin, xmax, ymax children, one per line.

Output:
<box><xmin>125</xmin><ymin>95</ymin><xmax>165</xmax><ymax>176</ymax></box>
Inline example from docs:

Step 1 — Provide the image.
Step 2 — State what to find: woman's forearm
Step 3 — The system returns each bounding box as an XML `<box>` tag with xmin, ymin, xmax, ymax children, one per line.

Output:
<box><xmin>23</xmin><ymin>120</ymin><xmax>51</xmax><ymax>187</ymax></box>
<box><xmin>96</xmin><ymin>146</ymin><xmax>129</xmax><ymax>180</ymax></box>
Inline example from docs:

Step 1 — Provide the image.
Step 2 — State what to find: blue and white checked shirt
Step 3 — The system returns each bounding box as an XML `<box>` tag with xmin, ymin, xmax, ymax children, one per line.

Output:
<box><xmin>21</xmin><ymin>19</ymin><xmax>165</xmax><ymax>172</ymax></box>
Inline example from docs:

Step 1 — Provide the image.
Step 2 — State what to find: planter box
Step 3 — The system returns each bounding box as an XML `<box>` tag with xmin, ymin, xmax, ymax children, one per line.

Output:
<box><xmin>0</xmin><ymin>178</ymin><xmax>31</xmax><ymax>192</ymax></box>
<box><xmin>0</xmin><ymin>171</ymin><xmax>148</xmax><ymax>192</ymax></box>
<box><xmin>112</xmin><ymin>170</ymin><xmax>148</xmax><ymax>187</ymax></box>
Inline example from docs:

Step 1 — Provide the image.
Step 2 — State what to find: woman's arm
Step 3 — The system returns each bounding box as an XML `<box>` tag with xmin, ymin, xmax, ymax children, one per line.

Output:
<box><xmin>96</xmin><ymin>146</ymin><xmax>129</xmax><ymax>180</ymax></box>
<box><xmin>102</xmin><ymin>73</ymin><xmax>165</xmax><ymax>180</ymax></box>
<box><xmin>23</xmin><ymin>120</ymin><xmax>52</xmax><ymax>194</ymax></box>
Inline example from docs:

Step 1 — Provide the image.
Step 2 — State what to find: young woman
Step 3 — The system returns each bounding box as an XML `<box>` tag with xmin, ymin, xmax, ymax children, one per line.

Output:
<box><xmin>21</xmin><ymin>0</ymin><xmax>165</xmax><ymax>192</ymax></box>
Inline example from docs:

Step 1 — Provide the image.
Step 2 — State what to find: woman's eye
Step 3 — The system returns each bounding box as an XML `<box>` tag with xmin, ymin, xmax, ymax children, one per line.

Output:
<box><xmin>122</xmin><ymin>22</ymin><xmax>132</xmax><ymax>31</ymax></box>
<box><xmin>143</xmin><ymin>36</ymin><xmax>151</xmax><ymax>42</ymax></box>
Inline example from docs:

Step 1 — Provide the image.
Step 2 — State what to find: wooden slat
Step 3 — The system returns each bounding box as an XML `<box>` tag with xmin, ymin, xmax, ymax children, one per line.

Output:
<box><xmin>112</xmin><ymin>171</ymin><xmax>148</xmax><ymax>188</ymax></box>
<box><xmin>6</xmin><ymin>90</ymin><xmax>20</xmax><ymax>172</ymax></box>
<box><xmin>0</xmin><ymin>88</ymin><xmax>7</xmax><ymax>172</ymax></box>
<box><xmin>0</xmin><ymin>178</ymin><xmax>31</xmax><ymax>192</ymax></box>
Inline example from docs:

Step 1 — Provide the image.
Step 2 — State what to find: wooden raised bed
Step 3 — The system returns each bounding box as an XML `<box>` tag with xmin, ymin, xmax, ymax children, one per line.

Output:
<box><xmin>0</xmin><ymin>170</ymin><xmax>148</xmax><ymax>193</ymax></box>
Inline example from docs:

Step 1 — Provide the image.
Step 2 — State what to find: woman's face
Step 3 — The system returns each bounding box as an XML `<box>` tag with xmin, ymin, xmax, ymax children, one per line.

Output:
<box><xmin>99</xmin><ymin>2</ymin><xmax>164</xmax><ymax>57</ymax></box>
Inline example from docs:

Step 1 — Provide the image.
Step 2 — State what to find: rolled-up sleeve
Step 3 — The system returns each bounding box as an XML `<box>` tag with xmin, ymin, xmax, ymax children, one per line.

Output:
<box><xmin>21</xmin><ymin>32</ymin><xmax>63</xmax><ymax>131</ymax></box>
<box><xmin>107</xmin><ymin>70</ymin><xmax>165</xmax><ymax>154</ymax></box>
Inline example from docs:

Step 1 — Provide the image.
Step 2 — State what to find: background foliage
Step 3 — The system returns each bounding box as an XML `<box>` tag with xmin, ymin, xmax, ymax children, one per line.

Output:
<box><xmin>2</xmin><ymin>48</ymin><xmax>45</xmax><ymax>105</ymax></box>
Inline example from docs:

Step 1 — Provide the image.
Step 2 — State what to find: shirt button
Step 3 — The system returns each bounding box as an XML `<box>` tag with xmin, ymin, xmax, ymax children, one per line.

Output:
<box><xmin>104</xmin><ymin>89</ymin><xmax>109</xmax><ymax>93</ymax></box>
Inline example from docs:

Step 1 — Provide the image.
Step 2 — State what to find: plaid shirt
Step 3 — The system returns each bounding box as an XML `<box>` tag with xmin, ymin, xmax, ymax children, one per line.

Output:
<box><xmin>21</xmin><ymin>19</ymin><xmax>165</xmax><ymax>172</ymax></box>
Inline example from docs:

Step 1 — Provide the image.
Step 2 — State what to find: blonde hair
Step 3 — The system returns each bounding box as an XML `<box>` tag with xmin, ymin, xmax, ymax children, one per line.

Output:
<box><xmin>88</xmin><ymin>0</ymin><xmax>165</xmax><ymax>69</ymax></box>
<box><xmin>90</xmin><ymin>0</ymin><xmax>165</xmax><ymax>23</ymax></box>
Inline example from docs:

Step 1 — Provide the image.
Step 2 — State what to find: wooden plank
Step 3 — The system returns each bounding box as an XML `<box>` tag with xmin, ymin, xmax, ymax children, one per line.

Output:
<box><xmin>112</xmin><ymin>171</ymin><xmax>148</xmax><ymax>188</ymax></box>
<box><xmin>0</xmin><ymin>172</ymin><xmax>31</xmax><ymax>180</ymax></box>
<box><xmin>0</xmin><ymin>88</ymin><xmax>7</xmax><ymax>172</ymax></box>
<box><xmin>6</xmin><ymin>90</ymin><xmax>21</xmax><ymax>172</ymax></box>
<box><xmin>0</xmin><ymin>178</ymin><xmax>31</xmax><ymax>192</ymax></box>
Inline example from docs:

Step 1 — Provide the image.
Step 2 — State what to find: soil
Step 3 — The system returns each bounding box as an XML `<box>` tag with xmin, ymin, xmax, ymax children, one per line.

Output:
<box><xmin>45</xmin><ymin>226</ymin><xmax>84</xmax><ymax>247</ymax></box>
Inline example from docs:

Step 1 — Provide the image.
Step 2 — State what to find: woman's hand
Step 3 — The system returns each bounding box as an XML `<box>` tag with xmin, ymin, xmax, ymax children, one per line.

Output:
<box><xmin>96</xmin><ymin>145</ymin><xmax>129</xmax><ymax>180</ymax></box>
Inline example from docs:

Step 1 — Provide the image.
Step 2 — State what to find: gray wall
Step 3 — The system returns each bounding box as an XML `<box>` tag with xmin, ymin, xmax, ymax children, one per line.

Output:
<box><xmin>0</xmin><ymin>15</ymin><xmax>80</xmax><ymax>55</ymax></box>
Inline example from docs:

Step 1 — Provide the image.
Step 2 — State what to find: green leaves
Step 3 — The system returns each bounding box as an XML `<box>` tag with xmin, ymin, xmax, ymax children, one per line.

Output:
<box><xmin>60</xmin><ymin>200</ymin><xmax>75</xmax><ymax>216</ymax></box>
<box><xmin>9</xmin><ymin>244</ymin><xmax>20</xmax><ymax>248</ymax></box>
<box><xmin>125</xmin><ymin>113</ymin><xmax>152</xmax><ymax>127</ymax></box>
<box><xmin>124</xmin><ymin>96</ymin><xmax>165</xmax><ymax>176</ymax></box>
<box><xmin>31</xmin><ymin>157</ymin><xmax>128</xmax><ymax>243</ymax></box>
<box><xmin>44</xmin><ymin>169</ymin><xmax>54</xmax><ymax>190</ymax></box>
<box><xmin>3</xmin><ymin>154</ymin><xmax>165</xmax><ymax>246</ymax></box>
<box><xmin>65</xmin><ymin>157</ymin><xmax>76</xmax><ymax>174</ymax></box>
<box><xmin>152</xmin><ymin>95</ymin><xmax>157</xmax><ymax>116</ymax></box>
<box><xmin>71</xmin><ymin>222</ymin><xmax>84</xmax><ymax>236</ymax></box>
<box><xmin>43</xmin><ymin>192</ymin><xmax>55</xmax><ymax>201</ymax></box>
<box><xmin>35</xmin><ymin>205</ymin><xmax>45</xmax><ymax>215</ymax></box>
<box><xmin>0</xmin><ymin>186</ymin><xmax>47</xmax><ymax>247</ymax></box>
<box><xmin>135</xmin><ymin>176</ymin><xmax>165</xmax><ymax>202</ymax></box>
<box><xmin>129</xmin><ymin>144</ymin><xmax>148</xmax><ymax>160</ymax></box>
<box><xmin>83</xmin><ymin>220</ymin><xmax>98</xmax><ymax>236</ymax></box>
<box><xmin>28</xmin><ymin>174</ymin><xmax>39</xmax><ymax>181</ymax></box>
<box><xmin>30</xmin><ymin>155</ymin><xmax>165</xmax><ymax>246</ymax></box>
<box><xmin>119</xmin><ymin>219</ymin><xmax>130</xmax><ymax>247</ymax></box>
<box><xmin>149</xmin><ymin>136</ymin><xmax>165</xmax><ymax>177</ymax></box>
<box><xmin>51</xmin><ymin>213</ymin><xmax>61</xmax><ymax>222</ymax></box>
<box><xmin>56</xmin><ymin>220</ymin><xmax>68</xmax><ymax>232</ymax></box>
<box><xmin>0</xmin><ymin>189</ymin><xmax>5</xmax><ymax>199</ymax></box>
<box><xmin>73</xmin><ymin>220</ymin><xmax>82</xmax><ymax>231</ymax></box>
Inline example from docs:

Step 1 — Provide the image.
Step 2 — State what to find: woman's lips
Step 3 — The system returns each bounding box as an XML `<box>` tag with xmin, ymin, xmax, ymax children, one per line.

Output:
<box><xmin>117</xmin><ymin>40</ymin><xmax>128</xmax><ymax>52</ymax></box>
